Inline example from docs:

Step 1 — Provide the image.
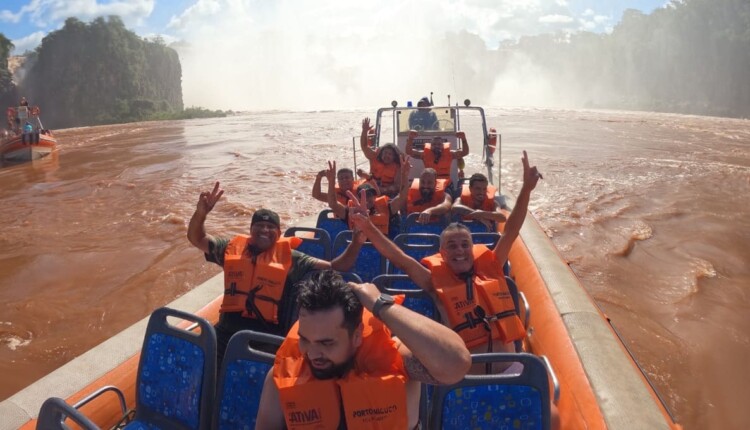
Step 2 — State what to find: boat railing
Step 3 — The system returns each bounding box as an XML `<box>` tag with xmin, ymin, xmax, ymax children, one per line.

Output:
<box><xmin>540</xmin><ymin>355</ymin><xmax>561</xmax><ymax>404</ymax></box>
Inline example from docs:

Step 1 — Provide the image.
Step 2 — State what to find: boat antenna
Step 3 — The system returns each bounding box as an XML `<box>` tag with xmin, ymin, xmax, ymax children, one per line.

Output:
<box><xmin>448</xmin><ymin>94</ymin><xmax>451</xmax><ymax>106</ymax></box>
<box><xmin>429</xmin><ymin>91</ymin><xmax>433</xmax><ymax>106</ymax></box>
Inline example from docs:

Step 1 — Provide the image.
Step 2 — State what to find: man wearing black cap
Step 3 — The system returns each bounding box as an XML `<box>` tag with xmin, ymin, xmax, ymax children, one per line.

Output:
<box><xmin>408</xmin><ymin>96</ymin><xmax>439</xmax><ymax>131</ymax></box>
<box><xmin>188</xmin><ymin>181</ymin><xmax>365</xmax><ymax>362</ymax></box>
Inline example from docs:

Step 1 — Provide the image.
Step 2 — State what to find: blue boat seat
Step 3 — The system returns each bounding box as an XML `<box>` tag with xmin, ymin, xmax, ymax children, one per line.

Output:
<box><xmin>333</xmin><ymin>230</ymin><xmax>384</xmax><ymax>282</ymax></box>
<box><xmin>457</xmin><ymin>218</ymin><xmax>493</xmax><ymax>233</ymax></box>
<box><xmin>428</xmin><ymin>353</ymin><xmax>553</xmax><ymax>430</ymax></box>
<box><xmin>506</xmin><ymin>275</ymin><xmax>530</xmax><ymax>331</ymax></box>
<box><xmin>315</xmin><ymin>209</ymin><xmax>348</xmax><ymax>247</ymax></box>
<box><xmin>337</xmin><ymin>271</ymin><xmax>363</xmax><ymax>284</ymax></box>
<box><xmin>122</xmin><ymin>307</ymin><xmax>216</xmax><ymax>430</ymax></box>
<box><xmin>284</xmin><ymin>226</ymin><xmax>332</xmax><ymax>261</ymax></box>
<box><xmin>470</xmin><ymin>232</ymin><xmax>510</xmax><ymax>276</ymax></box>
<box><xmin>214</xmin><ymin>330</ymin><xmax>283</xmax><ymax>430</ymax></box>
<box><xmin>402</xmin><ymin>213</ymin><xmax>448</xmax><ymax>235</ymax></box>
<box><xmin>371</xmin><ymin>274</ymin><xmax>439</xmax><ymax>322</ymax></box>
<box><xmin>470</xmin><ymin>232</ymin><xmax>500</xmax><ymax>248</ymax></box>
<box><xmin>387</xmin><ymin>233</ymin><xmax>440</xmax><ymax>276</ymax></box>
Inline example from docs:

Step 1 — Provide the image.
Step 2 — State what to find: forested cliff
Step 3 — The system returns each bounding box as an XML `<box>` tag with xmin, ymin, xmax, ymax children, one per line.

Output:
<box><xmin>0</xmin><ymin>34</ymin><xmax>15</xmax><ymax>110</ymax></box>
<box><xmin>7</xmin><ymin>16</ymin><xmax>183</xmax><ymax>129</ymax></box>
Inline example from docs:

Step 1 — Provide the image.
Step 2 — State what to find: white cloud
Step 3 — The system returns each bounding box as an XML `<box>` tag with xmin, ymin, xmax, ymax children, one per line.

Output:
<box><xmin>539</xmin><ymin>14</ymin><xmax>574</xmax><ymax>24</ymax></box>
<box><xmin>10</xmin><ymin>31</ymin><xmax>46</xmax><ymax>54</ymax></box>
<box><xmin>167</xmin><ymin>0</ymin><xmax>222</xmax><ymax>31</ymax></box>
<box><xmin>582</xmin><ymin>8</ymin><xmax>595</xmax><ymax>17</ymax></box>
<box><xmin>0</xmin><ymin>9</ymin><xmax>23</xmax><ymax>23</ymax></box>
<box><xmin>6</xmin><ymin>0</ymin><xmax>156</xmax><ymax>28</ymax></box>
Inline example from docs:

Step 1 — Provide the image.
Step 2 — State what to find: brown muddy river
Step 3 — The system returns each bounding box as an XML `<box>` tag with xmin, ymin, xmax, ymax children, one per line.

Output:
<box><xmin>0</xmin><ymin>108</ymin><xmax>748</xmax><ymax>429</ymax></box>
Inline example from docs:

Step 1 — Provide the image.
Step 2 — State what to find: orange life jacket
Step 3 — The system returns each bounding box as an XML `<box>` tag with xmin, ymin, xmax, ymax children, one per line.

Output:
<box><xmin>460</xmin><ymin>184</ymin><xmax>497</xmax><ymax>211</ymax></box>
<box><xmin>406</xmin><ymin>179</ymin><xmax>447</xmax><ymax>214</ymax></box>
<box><xmin>423</xmin><ymin>143</ymin><xmax>452</xmax><ymax>178</ymax></box>
<box><xmin>221</xmin><ymin>235</ymin><xmax>301</xmax><ymax>323</ymax></box>
<box><xmin>422</xmin><ymin>245</ymin><xmax>525</xmax><ymax>348</ymax></box>
<box><xmin>369</xmin><ymin>158</ymin><xmax>398</xmax><ymax>186</ymax></box>
<box><xmin>334</xmin><ymin>185</ymin><xmax>355</xmax><ymax>206</ymax></box>
<box><xmin>274</xmin><ymin>310</ymin><xmax>409</xmax><ymax>430</ymax></box>
<box><xmin>348</xmin><ymin>196</ymin><xmax>390</xmax><ymax>235</ymax></box>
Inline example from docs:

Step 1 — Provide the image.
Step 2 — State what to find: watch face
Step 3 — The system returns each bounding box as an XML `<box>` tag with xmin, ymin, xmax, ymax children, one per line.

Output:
<box><xmin>373</xmin><ymin>294</ymin><xmax>395</xmax><ymax>319</ymax></box>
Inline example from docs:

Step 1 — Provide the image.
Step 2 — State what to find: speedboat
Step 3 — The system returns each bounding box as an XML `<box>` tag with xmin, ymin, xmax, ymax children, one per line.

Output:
<box><xmin>1</xmin><ymin>100</ymin><xmax>682</xmax><ymax>430</ymax></box>
<box><xmin>2</xmin><ymin>105</ymin><xmax>57</xmax><ymax>163</ymax></box>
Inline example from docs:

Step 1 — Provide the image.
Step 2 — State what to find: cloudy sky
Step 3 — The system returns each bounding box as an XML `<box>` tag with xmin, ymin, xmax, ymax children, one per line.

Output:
<box><xmin>0</xmin><ymin>0</ymin><xmax>668</xmax><ymax>110</ymax></box>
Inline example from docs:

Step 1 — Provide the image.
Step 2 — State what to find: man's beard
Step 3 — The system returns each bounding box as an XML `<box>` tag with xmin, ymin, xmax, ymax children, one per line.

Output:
<box><xmin>307</xmin><ymin>355</ymin><xmax>356</xmax><ymax>380</ymax></box>
<box><xmin>419</xmin><ymin>188</ymin><xmax>434</xmax><ymax>201</ymax></box>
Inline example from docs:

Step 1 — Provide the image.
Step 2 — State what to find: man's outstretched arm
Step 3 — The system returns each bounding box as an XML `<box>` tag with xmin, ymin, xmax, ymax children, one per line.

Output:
<box><xmin>349</xmin><ymin>282</ymin><xmax>471</xmax><ymax>385</ymax></box>
<box><xmin>494</xmin><ymin>150</ymin><xmax>542</xmax><ymax>265</ymax></box>
<box><xmin>187</xmin><ymin>181</ymin><xmax>223</xmax><ymax>254</ymax></box>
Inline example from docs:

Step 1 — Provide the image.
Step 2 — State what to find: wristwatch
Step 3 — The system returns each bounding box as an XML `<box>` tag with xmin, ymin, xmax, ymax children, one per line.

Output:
<box><xmin>372</xmin><ymin>294</ymin><xmax>395</xmax><ymax>320</ymax></box>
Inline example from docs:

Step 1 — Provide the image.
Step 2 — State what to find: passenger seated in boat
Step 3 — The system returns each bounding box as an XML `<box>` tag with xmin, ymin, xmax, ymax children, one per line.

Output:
<box><xmin>351</xmin><ymin>151</ymin><xmax>542</xmax><ymax>374</ymax></box>
<box><xmin>408</xmin><ymin>96</ymin><xmax>438</xmax><ymax>131</ymax></box>
<box><xmin>312</xmin><ymin>166</ymin><xmax>357</xmax><ymax>206</ymax></box>
<box><xmin>255</xmin><ymin>269</ymin><xmax>471</xmax><ymax>430</ymax></box>
<box><xmin>21</xmin><ymin>122</ymin><xmax>33</xmax><ymax>144</ymax></box>
<box><xmin>326</xmin><ymin>158</ymin><xmax>408</xmax><ymax>238</ymax></box>
<box><xmin>358</xmin><ymin>117</ymin><xmax>403</xmax><ymax>197</ymax></box>
<box><xmin>452</xmin><ymin>172</ymin><xmax>508</xmax><ymax>230</ymax></box>
<box><xmin>406</xmin><ymin>129</ymin><xmax>469</xmax><ymax>197</ymax></box>
<box><xmin>187</xmin><ymin>182</ymin><xmax>366</xmax><ymax>363</ymax></box>
<box><xmin>399</xmin><ymin>166</ymin><xmax>454</xmax><ymax>224</ymax></box>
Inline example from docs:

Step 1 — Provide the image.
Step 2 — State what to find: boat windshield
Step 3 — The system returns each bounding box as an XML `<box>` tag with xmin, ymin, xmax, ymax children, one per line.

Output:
<box><xmin>396</xmin><ymin>107</ymin><xmax>456</xmax><ymax>134</ymax></box>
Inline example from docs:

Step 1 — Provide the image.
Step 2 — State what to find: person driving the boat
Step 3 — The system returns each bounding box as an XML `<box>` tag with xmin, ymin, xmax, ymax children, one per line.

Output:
<box><xmin>326</xmin><ymin>159</ymin><xmax>408</xmax><ymax>239</ymax></box>
<box><xmin>408</xmin><ymin>96</ymin><xmax>439</xmax><ymax>131</ymax></box>
<box><xmin>255</xmin><ymin>269</ymin><xmax>471</xmax><ymax>430</ymax></box>
<box><xmin>350</xmin><ymin>151</ymin><xmax>542</xmax><ymax>373</ymax></box>
<box><xmin>15</xmin><ymin>98</ymin><xmax>29</xmax><ymax>129</ymax></box>
<box><xmin>312</xmin><ymin>166</ymin><xmax>359</xmax><ymax>206</ymax></box>
<box><xmin>358</xmin><ymin>117</ymin><xmax>403</xmax><ymax>197</ymax></box>
<box><xmin>187</xmin><ymin>182</ymin><xmax>366</xmax><ymax>363</ymax></box>
<box><xmin>452</xmin><ymin>172</ymin><xmax>508</xmax><ymax>231</ymax></box>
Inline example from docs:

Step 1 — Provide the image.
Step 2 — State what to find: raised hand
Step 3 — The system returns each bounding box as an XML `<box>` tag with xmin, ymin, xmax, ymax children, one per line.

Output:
<box><xmin>409</xmin><ymin>130</ymin><xmax>418</xmax><ymax>140</ymax></box>
<box><xmin>418</xmin><ymin>209</ymin><xmax>432</xmax><ymax>224</ymax></box>
<box><xmin>521</xmin><ymin>150</ymin><xmax>542</xmax><ymax>191</ymax></box>
<box><xmin>361</xmin><ymin>117</ymin><xmax>373</xmax><ymax>133</ymax></box>
<box><xmin>196</xmin><ymin>181</ymin><xmax>224</xmax><ymax>216</ymax></box>
<box><xmin>325</xmin><ymin>160</ymin><xmax>336</xmax><ymax>184</ymax></box>
<box><xmin>400</xmin><ymin>154</ymin><xmax>412</xmax><ymax>181</ymax></box>
<box><xmin>346</xmin><ymin>189</ymin><xmax>369</xmax><ymax>217</ymax></box>
<box><xmin>456</xmin><ymin>131</ymin><xmax>466</xmax><ymax>140</ymax></box>
<box><xmin>346</xmin><ymin>282</ymin><xmax>381</xmax><ymax>310</ymax></box>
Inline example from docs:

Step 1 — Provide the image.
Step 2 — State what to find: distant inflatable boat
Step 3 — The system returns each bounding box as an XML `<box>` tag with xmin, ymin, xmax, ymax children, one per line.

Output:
<box><xmin>2</xmin><ymin>105</ymin><xmax>57</xmax><ymax>163</ymax></box>
<box><xmin>0</xmin><ymin>100</ymin><xmax>682</xmax><ymax>430</ymax></box>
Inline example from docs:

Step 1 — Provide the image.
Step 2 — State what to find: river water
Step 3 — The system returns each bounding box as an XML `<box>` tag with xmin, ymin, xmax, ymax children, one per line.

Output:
<box><xmin>0</xmin><ymin>108</ymin><xmax>748</xmax><ymax>429</ymax></box>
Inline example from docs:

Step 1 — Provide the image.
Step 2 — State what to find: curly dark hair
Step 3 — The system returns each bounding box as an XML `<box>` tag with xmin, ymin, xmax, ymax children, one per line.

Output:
<box><xmin>376</xmin><ymin>143</ymin><xmax>402</xmax><ymax>166</ymax></box>
<box><xmin>296</xmin><ymin>270</ymin><xmax>363</xmax><ymax>334</ymax></box>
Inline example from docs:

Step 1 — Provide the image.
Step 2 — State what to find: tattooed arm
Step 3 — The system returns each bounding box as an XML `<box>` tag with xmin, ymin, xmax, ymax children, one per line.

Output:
<box><xmin>349</xmin><ymin>282</ymin><xmax>471</xmax><ymax>385</ymax></box>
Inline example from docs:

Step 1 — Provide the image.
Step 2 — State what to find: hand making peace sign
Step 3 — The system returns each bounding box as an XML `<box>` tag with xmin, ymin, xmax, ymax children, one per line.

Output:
<box><xmin>196</xmin><ymin>181</ymin><xmax>224</xmax><ymax>216</ymax></box>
